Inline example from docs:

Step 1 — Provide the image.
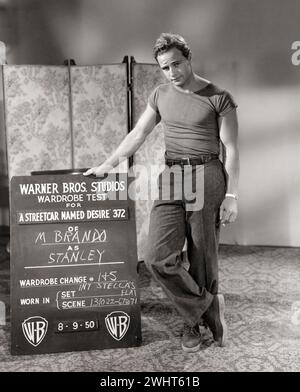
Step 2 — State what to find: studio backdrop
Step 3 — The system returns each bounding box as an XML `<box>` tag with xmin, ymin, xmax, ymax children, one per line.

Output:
<box><xmin>1</xmin><ymin>58</ymin><xmax>166</xmax><ymax>260</ymax></box>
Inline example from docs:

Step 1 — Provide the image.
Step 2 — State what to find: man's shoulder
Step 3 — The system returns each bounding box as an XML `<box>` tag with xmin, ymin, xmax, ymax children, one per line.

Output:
<box><xmin>205</xmin><ymin>82</ymin><xmax>227</xmax><ymax>95</ymax></box>
<box><xmin>205</xmin><ymin>82</ymin><xmax>237</xmax><ymax>114</ymax></box>
<box><xmin>153</xmin><ymin>82</ymin><xmax>171</xmax><ymax>93</ymax></box>
<box><xmin>149</xmin><ymin>83</ymin><xmax>171</xmax><ymax>103</ymax></box>
<box><xmin>200</xmin><ymin>82</ymin><xmax>233</xmax><ymax>101</ymax></box>
<box><xmin>148</xmin><ymin>83</ymin><xmax>170</xmax><ymax>108</ymax></box>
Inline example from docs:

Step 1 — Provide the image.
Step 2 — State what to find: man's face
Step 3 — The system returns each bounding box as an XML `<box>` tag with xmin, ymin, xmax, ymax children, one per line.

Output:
<box><xmin>157</xmin><ymin>47</ymin><xmax>192</xmax><ymax>88</ymax></box>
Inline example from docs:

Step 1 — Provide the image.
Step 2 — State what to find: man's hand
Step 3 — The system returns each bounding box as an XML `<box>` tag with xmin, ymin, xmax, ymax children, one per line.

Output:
<box><xmin>220</xmin><ymin>197</ymin><xmax>238</xmax><ymax>226</ymax></box>
<box><xmin>83</xmin><ymin>163</ymin><xmax>112</xmax><ymax>177</ymax></box>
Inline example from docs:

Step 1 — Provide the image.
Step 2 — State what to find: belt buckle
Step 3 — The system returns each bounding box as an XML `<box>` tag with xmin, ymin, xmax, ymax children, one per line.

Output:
<box><xmin>182</xmin><ymin>157</ymin><xmax>191</xmax><ymax>166</ymax></box>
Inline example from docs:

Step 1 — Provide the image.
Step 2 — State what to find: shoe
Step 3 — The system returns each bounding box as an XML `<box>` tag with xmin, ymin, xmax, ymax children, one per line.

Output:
<box><xmin>203</xmin><ymin>294</ymin><xmax>227</xmax><ymax>347</ymax></box>
<box><xmin>181</xmin><ymin>323</ymin><xmax>202</xmax><ymax>352</ymax></box>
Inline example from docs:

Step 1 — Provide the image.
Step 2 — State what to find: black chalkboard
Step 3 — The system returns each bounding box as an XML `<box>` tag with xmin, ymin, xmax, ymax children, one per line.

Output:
<box><xmin>10</xmin><ymin>172</ymin><xmax>142</xmax><ymax>355</ymax></box>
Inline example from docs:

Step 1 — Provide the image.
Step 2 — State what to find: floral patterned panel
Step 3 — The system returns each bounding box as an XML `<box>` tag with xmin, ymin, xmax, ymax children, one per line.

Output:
<box><xmin>0</xmin><ymin>67</ymin><xmax>7</xmax><ymax>177</ymax></box>
<box><xmin>71</xmin><ymin>65</ymin><xmax>128</xmax><ymax>173</ymax></box>
<box><xmin>0</xmin><ymin>66</ymin><xmax>9</xmax><ymax>226</ymax></box>
<box><xmin>132</xmin><ymin>63</ymin><xmax>166</xmax><ymax>261</ymax></box>
<box><xmin>3</xmin><ymin>66</ymin><xmax>72</xmax><ymax>178</ymax></box>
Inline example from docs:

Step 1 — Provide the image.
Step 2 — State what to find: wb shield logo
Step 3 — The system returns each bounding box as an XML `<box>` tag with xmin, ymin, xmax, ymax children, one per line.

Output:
<box><xmin>105</xmin><ymin>311</ymin><xmax>130</xmax><ymax>341</ymax></box>
<box><xmin>22</xmin><ymin>316</ymin><xmax>48</xmax><ymax>347</ymax></box>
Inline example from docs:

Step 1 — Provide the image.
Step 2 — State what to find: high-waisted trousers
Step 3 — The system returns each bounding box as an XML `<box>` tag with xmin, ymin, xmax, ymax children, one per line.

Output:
<box><xmin>144</xmin><ymin>159</ymin><xmax>226</xmax><ymax>326</ymax></box>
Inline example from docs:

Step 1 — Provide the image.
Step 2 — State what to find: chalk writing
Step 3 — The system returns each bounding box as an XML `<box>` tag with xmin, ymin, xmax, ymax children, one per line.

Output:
<box><xmin>11</xmin><ymin>173</ymin><xmax>141</xmax><ymax>354</ymax></box>
<box><xmin>35</xmin><ymin>228</ymin><xmax>107</xmax><ymax>244</ymax></box>
<box><xmin>48</xmin><ymin>249</ymin><xmax>105</xmax><ymax>264</ymax></box>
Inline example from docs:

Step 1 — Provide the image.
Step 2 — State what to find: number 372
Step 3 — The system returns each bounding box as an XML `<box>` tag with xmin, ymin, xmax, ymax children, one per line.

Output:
<box><xmin>112</xmin><ymin>208</ymin><xmax>126</xmax><ymax>218</ymax></box>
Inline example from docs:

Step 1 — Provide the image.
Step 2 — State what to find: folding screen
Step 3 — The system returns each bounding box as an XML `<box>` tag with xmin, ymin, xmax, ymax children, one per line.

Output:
<box><xmin>71</xmin><ymin>64</ymin><xmax>129</xmax><ymax>172</ymax></box>
<box><xmin>2</xmin><ymin>61</ymin><xmax>164</xmax><ymax>260</ymax></box>
<box><xmin>2</xmin><ymin>63</ymin><xmax>130</xmax><ymax>179</ymax></box>
<box><xmin>0</xmin><ymin>65</ymin><xmax>9</xmax><ymax>226</ymax></box>
<box><xmin>2</xmin><ymin>66</ymin><xmax>72</xmax><ymax>178</ymax></box>
<box><xmin>0</xmin><ymin>66</ymin><xmax>6</xmax><ymax>177</ymax></box>
<box><xmin>131</xmin><ymin>61</ymin><xmax>165</xmax><ymax>261</ymax></box>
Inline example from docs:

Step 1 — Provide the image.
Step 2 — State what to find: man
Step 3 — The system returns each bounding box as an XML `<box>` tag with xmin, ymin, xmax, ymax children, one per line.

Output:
<box><xmin>84</xmin><ymin>33</ymin><xmax>239</xmax><ymax>352</ymax></box>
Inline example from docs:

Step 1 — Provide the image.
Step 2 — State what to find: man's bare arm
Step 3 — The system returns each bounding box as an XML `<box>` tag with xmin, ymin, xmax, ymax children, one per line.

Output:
<box><xmin>83</xmin><ymin>104</ymin><xmax>158</xmax><ymax>177</ymax></box>
<box><xmin>219</xmin><ymin>109</ymin><xmax>239</xmax><ymax>224</ymax></box>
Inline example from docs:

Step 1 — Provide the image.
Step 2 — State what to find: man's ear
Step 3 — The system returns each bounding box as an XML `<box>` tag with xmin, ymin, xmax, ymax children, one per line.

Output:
<box><xmin>187</xmin><ymin>52</ymin><xmax>192</xmax><ymax>61</ymax></box>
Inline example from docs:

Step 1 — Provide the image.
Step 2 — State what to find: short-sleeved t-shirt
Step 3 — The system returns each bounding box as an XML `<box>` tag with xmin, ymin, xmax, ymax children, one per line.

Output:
<box><xmin>148</xmin><ymin>82</ymin><xmax>237</xmax><ymax>158</ymax></box>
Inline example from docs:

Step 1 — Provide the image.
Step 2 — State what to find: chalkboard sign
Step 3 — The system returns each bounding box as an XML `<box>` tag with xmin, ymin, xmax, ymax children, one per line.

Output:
<box><xmin>10</xmin><ymin>172</ymin><xmax>142</xmax><ymax>355</ymax></box>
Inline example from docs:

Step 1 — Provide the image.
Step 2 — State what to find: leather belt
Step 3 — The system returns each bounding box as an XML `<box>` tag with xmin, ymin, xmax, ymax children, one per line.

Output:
<box><xmin>165</xmin><ymin>154</ymin><xmax>219</xmax><ymax>166</ymax></box>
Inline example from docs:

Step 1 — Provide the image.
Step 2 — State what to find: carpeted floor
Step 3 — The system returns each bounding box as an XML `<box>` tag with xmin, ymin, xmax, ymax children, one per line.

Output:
<box><xmin>0</xmin><ymin>233</ymin><xmax>300</xmax><ymax>372</ymax></box>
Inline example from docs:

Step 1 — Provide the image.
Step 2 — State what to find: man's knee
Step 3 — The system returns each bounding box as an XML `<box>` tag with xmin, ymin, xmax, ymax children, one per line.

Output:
<box><xmin>144</xmin><ymin>247</ymin><xmax>182</xmax><ymax>274</ymax></box>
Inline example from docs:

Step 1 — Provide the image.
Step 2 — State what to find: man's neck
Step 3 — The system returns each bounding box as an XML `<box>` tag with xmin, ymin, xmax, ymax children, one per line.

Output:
<box><xmin>178</xmin><ymin>74</ymin><xmax>210</xmax><ymax>92</ymax></box>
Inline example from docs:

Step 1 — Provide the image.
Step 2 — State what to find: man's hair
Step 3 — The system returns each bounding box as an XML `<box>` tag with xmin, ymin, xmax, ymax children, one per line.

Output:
<box><xmin>153</xmin><ymin>33</ymin><xmax>191</xmax><ymax>61</ymax></box>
